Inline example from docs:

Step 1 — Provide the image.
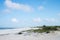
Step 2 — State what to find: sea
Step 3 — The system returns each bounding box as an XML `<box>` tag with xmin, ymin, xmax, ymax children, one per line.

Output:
<box><xmin>0</xmin><ymin>27</ymin><xmax>32</xmax><ymax>35</ymax></box>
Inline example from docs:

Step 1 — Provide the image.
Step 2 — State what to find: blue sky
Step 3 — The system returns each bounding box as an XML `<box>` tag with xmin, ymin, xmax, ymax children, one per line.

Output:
<box><xmin>0</xmin><ymin>0</ymin><xmax>60</xmax><ymax>28</ymax></box>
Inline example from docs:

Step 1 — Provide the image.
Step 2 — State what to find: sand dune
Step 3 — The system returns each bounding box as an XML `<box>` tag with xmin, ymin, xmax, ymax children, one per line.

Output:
<box><xmin>0</xmin><ymin>28</ymin><xmax>60</xmax><ymax>40</ymax></box>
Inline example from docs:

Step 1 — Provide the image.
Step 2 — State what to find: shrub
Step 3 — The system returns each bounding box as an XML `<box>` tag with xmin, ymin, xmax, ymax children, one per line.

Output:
<box><xmin>18</xmin><ymin>32</ymin><xmax>22</xmax><ymax>34</ymax></box>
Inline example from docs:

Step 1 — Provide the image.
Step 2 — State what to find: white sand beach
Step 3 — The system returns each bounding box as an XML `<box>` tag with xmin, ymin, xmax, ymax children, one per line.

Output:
<box><xmin>0</xmin><ymin>28</ymin><xmax>60</xmax><ymax>40</ymax></box>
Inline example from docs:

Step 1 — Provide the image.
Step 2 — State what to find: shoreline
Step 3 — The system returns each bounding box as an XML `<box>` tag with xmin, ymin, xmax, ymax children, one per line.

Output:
<box><xmin>0</xmin><ymin>28</ymin><xmax>60</xmax><ymax>40</ymax></box>
<box><xmin>0</xmin><ymin>31</ymin><xmax>60</xmax><ymax>40</ymax></box>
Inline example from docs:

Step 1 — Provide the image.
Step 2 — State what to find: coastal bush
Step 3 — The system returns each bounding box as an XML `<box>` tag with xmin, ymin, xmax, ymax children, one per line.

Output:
<box><xmin>18</xmin><ymin>32</ymin><xmax>22</xmax><ymax>34</ymax></box>
<box><xmin>28</xmin><ymin>26</ymin><xmax>59</xmax><ymax>33</ymax></box>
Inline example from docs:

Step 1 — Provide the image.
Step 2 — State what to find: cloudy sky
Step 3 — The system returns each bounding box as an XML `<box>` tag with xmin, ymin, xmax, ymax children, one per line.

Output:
<box><xmin>0</xmin><ymin>0</ymin><xmax>60</xmax><ymax>28</ymax></box>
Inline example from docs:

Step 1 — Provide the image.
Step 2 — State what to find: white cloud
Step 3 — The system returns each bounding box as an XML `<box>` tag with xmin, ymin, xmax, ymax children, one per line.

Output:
<box><xmin>45</xmin><ymin>18</ymin><xmax>57</xmax><ymax>22</ymax></box>
<box><xmin>33</xmin><ymin>18</ymin><xmax>42</xmax><ymax>23</ymax></box>
<box><xmin>38</xmin><ymin>6</ymin><xmax>44</xmax><ymax>10</ymax></box>
<box><xmin>11</xmin><ymin>18</ymin><xmax>18</xmax><ymax>23</ymax></box>
<box><xmin>33</xmin><ymin>18</ymin><xmax>58</xmax><ymax>23</ymax></box>
<box><xmin>5</xmin><ymin>0</ymin><xmax>34</xmax><ymax>12</ymax></box>
<box><xmin>3</xmin><ymin>9</ymin><xmax>11</xmax><ymax>13</ymax></box>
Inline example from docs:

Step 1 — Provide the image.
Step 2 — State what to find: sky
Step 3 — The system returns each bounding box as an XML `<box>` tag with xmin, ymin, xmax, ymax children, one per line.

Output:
<box><xmin>0</xmin><ymin>0</ymin><xmax>60</xmax><ymax>28</ymax></box>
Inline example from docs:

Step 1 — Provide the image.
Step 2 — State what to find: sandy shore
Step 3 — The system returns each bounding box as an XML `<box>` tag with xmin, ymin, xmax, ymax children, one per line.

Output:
<box><xmin>0</xmin><ymin>28</ymin><xmax>60</xmax><ymax>40</ymax></box>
